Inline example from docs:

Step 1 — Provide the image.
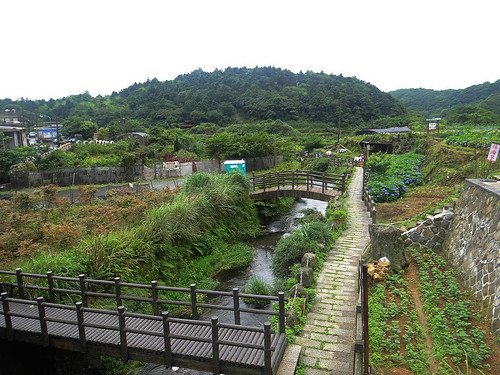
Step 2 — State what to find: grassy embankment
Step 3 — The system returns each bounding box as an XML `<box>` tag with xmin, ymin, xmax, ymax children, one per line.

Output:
<box><xmin>0</xmin><ymin>171</ymin><xmax>265</xmax><ymax>374</ymax></box>
<box><xmin>1</xmin><ymin>172</ymin><xmax>262</xmax><ymax>310</ymax></box>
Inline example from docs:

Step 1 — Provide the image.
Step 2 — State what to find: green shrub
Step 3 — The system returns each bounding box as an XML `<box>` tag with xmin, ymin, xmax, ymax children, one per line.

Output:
<box><xmin>272</xmin><ymin>232</ymin><xmax>320</xmax><ymax>278</ymax></box>
<box><xmin>298</xmin><ymin>208</ymin><xmax>325</xmax><ymax>223</ymax></box>
<box><xmin>242</xmin><ymin>277</ymin><xmax>273</xmax><ymax>307</ymax></box>
<box><xmin>173</xmin><ymin>242</ymin><xmax>253</xmax><ymax>289</ymax></box>
<box><xmin>367</xmin><ymin>154</ymin><xmax>389</xmax><ymax>174</ymax></box>
<box><xmin>325</xmin><ymin>197</ymin><xmax>348</xmax><ymax>226</ymax></box>
<box><xmin>307</xmin><ymin>157</ymin><xmax>331</xmax><ymax>172</ymax></box>
<box><xmin>329</xmin><ymin>208</ymin><xmax>347</xmax><ymax>223</ymax></box>
<box><xmin>255</xmin><ymin>197</ymin><xmax>296</xmax><ymax>222</ymax></box>
<box><xmin>209</xmin><ymin>243</ymin><xmax>253</xmax><ymax>275</ymax></box>
<box><xmin>299</xmin><ymin>221</ymin><xmax>332</xmax><ymax>245</ymax></box>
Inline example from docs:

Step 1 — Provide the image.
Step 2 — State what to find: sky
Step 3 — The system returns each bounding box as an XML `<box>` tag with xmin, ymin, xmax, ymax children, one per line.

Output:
<box><xmin>2</xmin><ymin>0</ymin><xmax>499</xmax><ymax>100</ymax></box>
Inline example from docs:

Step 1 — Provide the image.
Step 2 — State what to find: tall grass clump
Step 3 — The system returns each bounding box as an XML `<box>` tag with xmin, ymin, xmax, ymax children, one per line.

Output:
<box><xmin>79</xmin><ymin>229</ymin><xmax>156</xmax><ymax>281</ymax></box>
<box><xmin>242</xmin><ymin>277</ymin><xmax>273</xmax><ymax>307</ymax></box>
<box><xmin>299</xmin><ymin>221</ymin><xmax>332</xmax><ymax>244</ymax></box>
<box><xmin>26</xmin><ymin>248</ymin><xmax>90</xmax><ymax>277</ymax></box>
<box><xmin>21</xmin><ymin>171</ymin><xmax>261</xmax><ymax>291</ymax></box>
<box><xmin>143</xmin><ymin>172</ymin><xmax>259</xmax><ymax>245</ymax></box>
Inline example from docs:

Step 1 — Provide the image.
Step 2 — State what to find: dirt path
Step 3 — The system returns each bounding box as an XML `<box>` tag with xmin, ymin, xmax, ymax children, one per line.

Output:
<box><xmin>405</xmin><ymin>259</ymin><xmax>438</xmax><ymax>373</ymax></box>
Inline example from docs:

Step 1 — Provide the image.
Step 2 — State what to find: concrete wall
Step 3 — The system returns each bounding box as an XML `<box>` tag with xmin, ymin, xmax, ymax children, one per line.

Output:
<box><xmin>23</xmin><ymin>166</ymin><xmax>144</xmax><ymax>187</ymax></box>
<box><xmin>12</xmin><ymin>155</ymin><xmax>284</xmax><ymax>188</ymax></box>
<box><xmin>144</xmin><ymin>162</ymin><xmax>194</xmax><ymax>180</ymax></box>
<box><xmin>244</xmin><ymin>155</ymin><xmax>283</xmax><ymax>171</ymax></box>
<box><xmin>442</xmin><ymin>179</ymin><xmax>500</xmax><ymax>336</ymax></box>
<box><xmin>194</xmin><ymin>160</ymin><xmax>220</xmax><ymax>173</ymax></box>
<box><xmin>143</xmin><ymin>156</ymin><xmax>283</xmax><ymax>179</ymax></box>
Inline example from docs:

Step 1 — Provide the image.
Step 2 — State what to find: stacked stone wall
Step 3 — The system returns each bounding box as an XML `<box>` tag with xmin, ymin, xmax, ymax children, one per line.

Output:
<box><xmin>402</xmin><ymin>209</ymin><xmax>454</xmax><ymax>251</ymax></box>
<box><xmin>442</xmin><ymin>179</ymin><xmax>499</xmax><ymax>337</ymax></box>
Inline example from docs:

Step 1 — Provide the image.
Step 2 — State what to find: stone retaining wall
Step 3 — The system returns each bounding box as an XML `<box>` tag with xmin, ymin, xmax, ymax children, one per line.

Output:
<box><xmin>442</xmin><ymin>179</ymin><xmax>499</xmax><ymax>336</ymax></box>
<box><xmin>401</xmin><ymin>209</ymin><xmax>454</xmax><ymax>251</ymax></box>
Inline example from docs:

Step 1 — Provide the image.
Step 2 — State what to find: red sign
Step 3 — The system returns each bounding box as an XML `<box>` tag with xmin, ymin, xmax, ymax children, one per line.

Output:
<box><xmin>487</xmin><ymin>143</ymin><xmax>499</xmax><ymax>162</ymax></box>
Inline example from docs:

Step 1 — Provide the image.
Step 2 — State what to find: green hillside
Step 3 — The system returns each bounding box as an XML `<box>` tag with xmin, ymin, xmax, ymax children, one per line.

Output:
<box><xmin>1</xmin><ymin>67</ymin><xmax>405</xmax><ymax>132</ymax></box>
<box><xmin>390</xmin><ymin>80</ymin><xmax>500</xmax><ymax>119</ymax></box>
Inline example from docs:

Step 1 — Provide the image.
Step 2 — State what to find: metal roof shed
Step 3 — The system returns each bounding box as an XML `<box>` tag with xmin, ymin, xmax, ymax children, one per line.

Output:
<box><xmin>355</xmin><ymin>126</ymin><xmax>412</xmax><ymax>135</ymax></box>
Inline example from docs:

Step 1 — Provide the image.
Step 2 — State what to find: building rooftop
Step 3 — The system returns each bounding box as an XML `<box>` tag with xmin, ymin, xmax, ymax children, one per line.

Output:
<box><xmin>355</xmin><ymin>126</ymin><xmax>412</xmax><ymax>135</ymax></box>
<box><xmin>0</xmin><ymin>126</ymin><xmax>27</xmax><ymax>132</ymax></box>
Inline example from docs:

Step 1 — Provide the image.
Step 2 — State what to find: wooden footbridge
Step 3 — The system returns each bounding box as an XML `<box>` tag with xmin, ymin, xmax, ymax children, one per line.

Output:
<box><xmin>249</xmin><ymin>170</ymin><xmax>347</xmax><ymax>202</ymax></box>
<box><xmin>0</xmin><ymin>269</ymin><xmax>287</xmax><ymax>374</ymax></box>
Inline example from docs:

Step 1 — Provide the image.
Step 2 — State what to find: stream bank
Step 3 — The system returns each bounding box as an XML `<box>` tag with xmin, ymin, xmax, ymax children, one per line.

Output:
<box><xmin>139</xmin><ymin>198</ymin><xmax>327</xmax><ymax>375</ymax></box>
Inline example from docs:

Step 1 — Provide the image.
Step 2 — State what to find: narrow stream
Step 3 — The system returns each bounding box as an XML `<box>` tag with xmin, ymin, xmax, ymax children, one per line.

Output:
<box><xmin>138</xmin><ymin>198</ymin><xmax>327</xmax><ymax>375</ymax></box>
<box><xmin>199</xmin><ymin>198</ymin><xmax>328</xmax><ymax>326</ymax></box>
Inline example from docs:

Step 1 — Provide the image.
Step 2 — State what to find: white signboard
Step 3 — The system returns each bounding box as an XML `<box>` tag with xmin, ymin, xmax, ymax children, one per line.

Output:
<box><xmin>428</xmin><ymin>122</ymin><xmax>437</xmax><ymax>130</ymax></box>
<box><xmin>487</xmin><ymin>143</ymin><xmax>499</xmax><ymax>162</ymax></box>
<box><xmin>163</xmin><ymin>161</ymin><xmax>180</xmax><ymax>170</ymax></box>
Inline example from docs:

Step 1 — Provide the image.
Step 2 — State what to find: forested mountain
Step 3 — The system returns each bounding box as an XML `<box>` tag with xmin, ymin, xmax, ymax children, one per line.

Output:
<box><xmin>1</xmin><ymin>67</ymin><xmax>405</xmax><ymax>133</ymax></box>
<box><xmin>390</xmin><ymin>80</ymin><xmax>500</xmax><ymax>118</ymax></box>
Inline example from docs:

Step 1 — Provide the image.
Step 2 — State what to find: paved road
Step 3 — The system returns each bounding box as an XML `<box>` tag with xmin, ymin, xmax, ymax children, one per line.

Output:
<box><xmin>1</xmin><ymin>178</ymin><xmax>185</xmax><ymax>201</ymax></box>
<box><xmin>55</xmin><ymin>178</ymin><xmax>185</xmax><ymax>201</ymax></box>
<box><xmin>296</xmin><ymin>167</ymin><xmax>371</xmax><ymax>375</ymax></box>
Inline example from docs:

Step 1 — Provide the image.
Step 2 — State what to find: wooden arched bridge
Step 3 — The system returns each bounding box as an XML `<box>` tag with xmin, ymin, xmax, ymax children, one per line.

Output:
<box><xmin>0</xmin><ymin>269</ymin><xmax>287</xmax><ymax>375</ymax></box>
<box><xmin>249</xmin><ymin>170</ymin><xmax>348</xmax><ymax>202</ymax></box>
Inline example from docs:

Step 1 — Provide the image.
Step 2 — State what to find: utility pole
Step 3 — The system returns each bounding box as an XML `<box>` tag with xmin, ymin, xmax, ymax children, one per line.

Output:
<box><xmin>336</xmin><ymin>106</ymin><xmax>343</xmax><ymax>144</ymax></box>
<box><xmin>337</xmin><ymin>117</ymin><xmax>341</xmax><ymax>143</ymax></box>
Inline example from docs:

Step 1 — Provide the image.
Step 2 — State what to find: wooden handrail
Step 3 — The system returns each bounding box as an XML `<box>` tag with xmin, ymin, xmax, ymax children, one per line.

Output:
<box><xmin>250</xmin><ymin>170</ymin><xmax>347</xmax><ymax>195</ymax></box>
<box><xmin>355</xmin><ymin>260</ymin><xmax>370</xmax><ymax>374</ymax></box>
<box><xmin>361</xmin><ymin>172</ymin><xmax>377</xmax><ymax>224</ymax></box>
<box><xmin>1</xmin><ymin>291</ymin><xmax>283</xmax><ymax>374</ymax></box>
<box><xmin>0</xmin><ymin>269</ymin><xmax>287</xmax><ymax>332</ymax></box>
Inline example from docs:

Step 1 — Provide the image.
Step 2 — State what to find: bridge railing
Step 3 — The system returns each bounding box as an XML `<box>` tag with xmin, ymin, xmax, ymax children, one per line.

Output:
<box><xmin>0</xmin><ymin>268</ymin><xmax>286</xmax><ymax>334</ymax></box>
<box><xmin>250</xmin><ymin>170</ymin><xmax>348</xmax><ymax>195</ymax></box>
<box><xmin>0</xmin><ymin>293</ymin><xmax>278</xmax><ymax>375</ymax></box>
<box><xmin>362</xmin><ymin>172</ymin><xmax>376</xmax><ymax>224</ymax></box>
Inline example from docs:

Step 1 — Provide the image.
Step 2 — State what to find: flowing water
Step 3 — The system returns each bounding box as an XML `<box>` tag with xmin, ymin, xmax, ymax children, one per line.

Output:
<box><xmin>138</xmin><ymin>198</ymin><xmax>327</xmax><ymax>375</ymax></box>
<box><xmin>199</xmin><ymin>198</ymin><xmax>328</xmax><ymax>325</ymax></box>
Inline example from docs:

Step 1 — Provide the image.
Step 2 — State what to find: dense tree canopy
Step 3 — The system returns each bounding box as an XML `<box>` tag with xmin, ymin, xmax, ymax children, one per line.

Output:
<box><xmin>390</xmin><ymin>80</ymin><xmax>500</xmax><ymax>118</ymax></box>
<box><xmin>1</xmin><ymin>67</ymin><xmax>405</xmax><ymax>135</ymax></box>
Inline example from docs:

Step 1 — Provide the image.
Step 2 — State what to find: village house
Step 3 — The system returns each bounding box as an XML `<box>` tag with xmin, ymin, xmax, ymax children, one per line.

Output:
<box><xmin>0</xmin><ymin>109</ymin><xmax>28</xmax><ymax>148</ymax></box>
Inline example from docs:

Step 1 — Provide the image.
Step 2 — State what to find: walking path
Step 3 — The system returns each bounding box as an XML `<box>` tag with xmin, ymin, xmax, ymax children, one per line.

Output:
<box><xmin>296</xmin><ymin>167</ymin><xmax>371</xmax><ymax>375</ymax></box>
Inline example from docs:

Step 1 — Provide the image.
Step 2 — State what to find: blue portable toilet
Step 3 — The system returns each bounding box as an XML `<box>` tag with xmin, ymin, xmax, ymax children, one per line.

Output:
<box><xmin>224</xmin><ymin>160</ymin><xmax>246</xmax><ymax>176</ymax></box>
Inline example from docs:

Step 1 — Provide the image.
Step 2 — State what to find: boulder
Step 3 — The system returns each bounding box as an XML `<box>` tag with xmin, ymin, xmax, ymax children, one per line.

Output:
<box><xmin>296</xmin><ymin>267</ymin><xmax>314</xmax><ymax>287</ymax></box>
<box><xmin>301</xmin><ymin>253</ymin><xmax>317</xmax><ymax>269</ymax></box>
<box><xmin>288</xmin><ymin>284</ymin><xmax>308</xmax><ymax>299</ymax></box>
<box><xmin>367</xmin><ymin>224</ymin><xmax>408</xmax><ymax>271</ymax></box>
<box><xmin>286</xmin><ymin>308</ymin><xmax>300</xmax><ymax>329</ymax></box>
